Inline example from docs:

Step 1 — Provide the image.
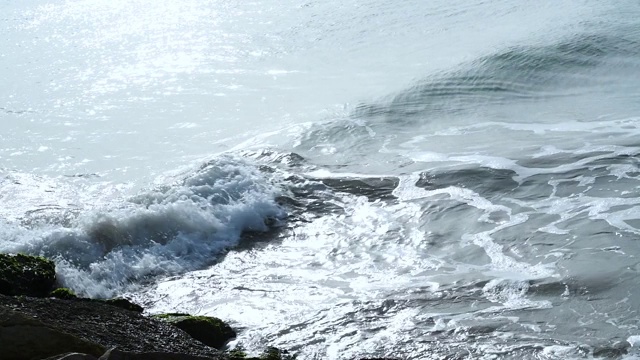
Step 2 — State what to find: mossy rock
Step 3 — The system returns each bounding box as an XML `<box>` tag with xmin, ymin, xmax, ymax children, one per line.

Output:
<box><xmin>226</xmin><ymin>347</ymin><xmax>249</xmax><ymax>359</ymax></box>
<box><xmin>0</xmin><ymin>253</ymin><xmax>56</xmax><ymax>297</ymax></box>
<box><xmin>102</xmin><ymin>297</ymin><xmax>144</xmax><ymax>312</ymax></box>
<box><xmin>153</xmin><ymin>313</ymin><xmax>236</xmax><ymax>349</ymax></box>
<box><xmin>226</xmin><ymin>346</ymin><xmax>297</xmax><ymax>360</ymax></box>
<box><xmin>50</xmin><ymin>288</ymin><xmax>77</xmax><ymax>299</ymax></box>
<box><xmin>259</xmin><ymin>347</ymin><xmax>297</xmax><ymax>360</ymax></box>
<box><xmin>153</xmin><ymin>312</ymin><xmax>191</xmax><ymax>320</ymax></box>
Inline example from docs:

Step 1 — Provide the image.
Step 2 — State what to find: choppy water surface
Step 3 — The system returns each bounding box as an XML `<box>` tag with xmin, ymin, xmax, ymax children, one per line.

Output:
<box><xmin>2</xmin><ymin>1</ymin><xmax>640</xmax><ymax>359</ymax></box>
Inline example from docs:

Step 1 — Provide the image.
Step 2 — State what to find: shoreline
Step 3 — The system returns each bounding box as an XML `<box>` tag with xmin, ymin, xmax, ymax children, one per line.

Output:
<box><xmin>0</xmin><ymin>253</ymin><xmax>397</xmax><ymax>360</ymax></box>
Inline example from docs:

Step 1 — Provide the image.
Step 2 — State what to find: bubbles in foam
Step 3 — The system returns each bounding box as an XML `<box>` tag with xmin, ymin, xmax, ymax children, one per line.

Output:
<box><xmin>482</xmin><ymin>279</ymin><xmax>551</xmax><ymax>310</ymax></box>
<box><xmin>0</xmin><ymin>155</ymin><xmax>285</xmax><ymax>297</ymax></box>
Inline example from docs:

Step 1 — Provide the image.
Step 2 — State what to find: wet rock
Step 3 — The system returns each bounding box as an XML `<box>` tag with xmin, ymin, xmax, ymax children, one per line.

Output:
<box><xmin>0</xmin><ymin>306</ymin><xmax>105</xmax><ymax>360</ymax></box>
<box><xmin>97</xmin><ymin>347</ymin><xmax>218</xmax><ymax>360</ymax></box>
<box><xmin>225</xmin><ymin>346</ymin><xmax>297</xmax><ymax>360</ymax></box>
<box><xmin>50</xmin><ymin>287</ymin><xmax>78</xmax><ymax>299</ymax></box>
<box><xmin>154</xmin><ymin>313</ymin><xmax>236</xmax><ymax>350</ymax></box>
<box><xmin>0</xmin><ymin>295</ymin><xmax>223</xmax><ymax>357</ymax></box>
<box><xmin>0</xmin><ymin>253</ymin><xmax>56</xmax><ymax>297</ymax></box>
<box><xmin>592</xmin><ymin>341</ymin><xmax>630</xmax><ymax>358</ymax></box>
<box><xmin>257</xmin><ymin>347</ymin><xmax>296</xmax><ymax>360</ymax></box>
<box><xmin>43</xmin><ymin>353</ymin><xmax>99</xmax><ymax>360</ymax></box>
<box><xmin>102</xmin><ymin>297</ymin><xmax>143</xmax><ymax>313</ymax></box>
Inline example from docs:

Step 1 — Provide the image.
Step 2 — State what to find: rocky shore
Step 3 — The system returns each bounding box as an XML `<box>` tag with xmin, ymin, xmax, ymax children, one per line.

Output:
<box><xmin>0</xmin><ymin>253</ymin><xmax>297</xmax><ymax>360</ymax></box>
<box><xmin>0</xmin><ymin>253</ymin><xmax>397</xmax><ymax>360</ymax></box>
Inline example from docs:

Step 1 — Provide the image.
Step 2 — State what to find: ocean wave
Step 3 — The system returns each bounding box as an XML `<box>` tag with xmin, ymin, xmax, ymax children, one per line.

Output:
<box><xmin>355</xmin><ymin>32</ymin><xmax>640</xmax><ymax>119</ymax></box>
<box><xmin>0</xmin><ymin>155</ymin><xmax>286</xmax><ymax>297</ymax></box>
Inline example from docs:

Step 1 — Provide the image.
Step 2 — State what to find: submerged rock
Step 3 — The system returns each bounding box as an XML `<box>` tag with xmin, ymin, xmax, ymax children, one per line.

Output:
<box><xmin>0</xmin><ymin>253</ymin><xmax>56</xmax><ymax>297</ymax></box>
<box><xmin>0</xmin><ymin>306</ymin><xmax>105</xmax><ymax>360</ymax></box>
<box><xmin>592</xmin><ymin>341</ymin><xmax>630</xmax><ymax>358</ymax></box>
<box><xmin>154</xmin><ymin>313</ymin><xmax>236</xmax><ymax>350</ymax></box>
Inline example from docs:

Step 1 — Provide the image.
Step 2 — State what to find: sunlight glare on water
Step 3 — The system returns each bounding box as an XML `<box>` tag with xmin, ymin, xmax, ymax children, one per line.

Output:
<box><xmin>2</xmin><ymin>1</ymin><xmax>640</xmax><ymax>359</ymax></box>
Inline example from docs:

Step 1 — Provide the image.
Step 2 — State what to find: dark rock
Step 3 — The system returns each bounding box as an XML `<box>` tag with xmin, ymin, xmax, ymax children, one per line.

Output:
<box><xmin>51</xmin><ymin>287</ymin><xmax>78</xmax><ymax>299</ymax></box>
<box><xmin>224</xmin><ymin>346</ymin><xmax>296</xmax><ymax>360</ymax></box>
<box><xmin>592</xmin><ymin>341</ymin><xmax>630</xmax><ymax>358</ymax></box>
<box><xmin>225</xmin><ymin>348</ymin><xmax>249</xmax><ymax>360</ymax></box>
<box><xmin>0</xmin><ymin>306</ymin><xmax>105</xmax><ymax>360</ymax></box>
<box><xmin>102</xmin><ymin>298</ymin><xmax>144</xmax><ymax>313</ymax></box>
<box><xmin>258</xmin><ymin>347</ymin><xmax>296</xmax><ymax>360</ymax></box>
<box><xmin>153</xmin><ymin>313</ymin><xmax>236</xmax><ymax>350</ymax></box>
<box><xmin>98</xmin><ymin>347</ymin><xmax>219</xmax><ymax>360</ymax></box>
<box><xmin>0</xmin><ymin>253</ymin><xmax>56</xmax><ymax>297</ymax></box>
<box><xmin>0</xmin><ymin>295</ymin><xmax>223</xmax><ymax>358</ymax></box>
<box><xmin>43</xmin><ymin>353</ymin><xmax>99</xmax><ymax>360</ymax></box>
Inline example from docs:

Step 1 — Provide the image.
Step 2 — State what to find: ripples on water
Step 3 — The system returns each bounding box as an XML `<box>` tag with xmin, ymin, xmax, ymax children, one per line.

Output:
<box><xmin>2</xmin><ymin>0</ymin><xmax>640</xmax><ymax>359</ymax></box>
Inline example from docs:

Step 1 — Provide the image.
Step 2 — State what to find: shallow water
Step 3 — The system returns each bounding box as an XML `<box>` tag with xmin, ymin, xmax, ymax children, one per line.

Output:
<box><xmin>2</xmin><ymin>1</ymin><xmax>640</xmax><ymax>358</ymax></box>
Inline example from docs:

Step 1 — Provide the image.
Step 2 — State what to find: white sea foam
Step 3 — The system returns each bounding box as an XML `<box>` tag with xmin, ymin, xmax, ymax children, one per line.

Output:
<box><xmin>0</xmin><ymin>156</ymin><xmax>285</xmax><ymax>297</ymax></box>
<box><xmin>3</xmin><ymin>0</ymin><xmax>640</xmax><ymax>357</ymax></box>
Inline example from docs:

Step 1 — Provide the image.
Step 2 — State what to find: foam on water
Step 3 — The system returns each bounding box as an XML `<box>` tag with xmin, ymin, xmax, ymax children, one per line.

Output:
<box><xmin>3</xmin><ymin>0</ymin><xmax>640</xmax><ymax>358</ymax></box>
<box><xmin>0</xmin><ymin>156</ymin><xmax>285</xmax><ymax>297</ymax></box>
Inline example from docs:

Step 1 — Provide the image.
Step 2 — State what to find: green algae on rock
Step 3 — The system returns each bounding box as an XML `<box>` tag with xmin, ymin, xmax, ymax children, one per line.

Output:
<box><xmin>225</xmin><ymin>346</ymin><xmax>297</xmax><ymax>360</ymax></box>
<box><xmin>257</xmin><ymin>347</ymin><xmax>297</xmax><ymax>360</ymax></box>
<box><xmin>50</xmin><ymin>287</ymin><xmax>78</xmax><ymax>299</ymax></box>
<box><xmin>0</xmin><ymin>253</ymin><xmax>56</xmax><ymax>297</ymax></box>
<box><xmin>0</xmin><ymin>294</ymin><xmax>223</xmax><ymax>357</ymax></box>
<box><xmin>102</xmin><ymin>297</ymin><xmax>144</xmax><ymax>312</ymax></box>
<box><xmin>225</xmin><ymin>347</ymin><xmax>249</xmax><ymax>360</ymax></box>
<box><xmin>153</xmin><ymin>313</ymin><xmax>236</xmax><ymax>350</ymax></box>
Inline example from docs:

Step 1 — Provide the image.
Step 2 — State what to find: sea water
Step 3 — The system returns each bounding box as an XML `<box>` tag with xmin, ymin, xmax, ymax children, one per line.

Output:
<box><xmin>2</xmin><ymin>1</ymin><xmax>640</xmax><ymax>358</ymax></box>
